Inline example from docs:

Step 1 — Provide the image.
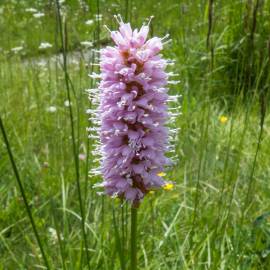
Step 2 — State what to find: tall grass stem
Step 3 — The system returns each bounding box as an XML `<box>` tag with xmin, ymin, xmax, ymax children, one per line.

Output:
<box><xmin>55</xmin><ymin>1</ymin><xmax>91</xmax><ymax>269</ymax></box>
<box><xmin>0</xmin><ymin>117</ymin><xmax>51</xmax><ymax>270</ymax></box>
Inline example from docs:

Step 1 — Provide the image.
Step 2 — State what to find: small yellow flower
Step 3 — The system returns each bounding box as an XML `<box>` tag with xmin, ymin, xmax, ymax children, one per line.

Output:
<box><xmin>157</xmin><ymin>172</ymin><xmax>166</xmax><ymax>177</ymax></box>
<box><xmin>149</xmin><ymin>191</ymin><xmax>155</xmax><ymax>195</ymax></box>
<box><xmin>163</xmin><ymin>183</ymin><xmax>174</xmax><ymax>191</ymax></box>
<box><xmin>219</xmin><ymin>116</ymin><xmax>228</xmax><ymax>124</ymax></box>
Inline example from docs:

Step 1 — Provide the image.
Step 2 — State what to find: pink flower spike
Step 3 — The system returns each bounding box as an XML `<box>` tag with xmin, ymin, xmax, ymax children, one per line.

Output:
<box><xmin>89</xmin><ymin>16</ymin><xmax>177</xmax><ymax>206</ymax></box>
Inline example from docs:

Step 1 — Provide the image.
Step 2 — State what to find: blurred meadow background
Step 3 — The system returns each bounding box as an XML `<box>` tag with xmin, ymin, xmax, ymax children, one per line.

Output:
<box><xmin>1</xmin><ymin>0</ymin><xmax>270</xmax><ymax>269</ymax></box>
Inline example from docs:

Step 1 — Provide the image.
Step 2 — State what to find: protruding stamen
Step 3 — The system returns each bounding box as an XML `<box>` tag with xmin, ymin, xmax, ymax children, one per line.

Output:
<box><xmin>114</xmin><ymin>14</ymin><xmax>123</xmax><ymax>25</ymax></box>
<box><xmin>147</xmin><ymin>15</ymin><xmax>154</xmax><ymax>26</ymax></box>
<box><xmin>163</xmin><ymin>39</ymin><xmax>172</xmax><ymax>45</ymax></box>
<box><xmin>103</xmin><ymin>25</ymin><xmax>111</xmax><ymax>33</ymax></box>
<box><xmin>161</xmin><ymin>33</ymin><xmax>170</xmax><ymax>41</ymax></box>
<box><xmin>168</xmin><ymin>80</ymin><xmax>181</xmax><ymax>85</ymax></box>
<box><xmin>89</xmin><ymin>72</ymin><xmax>101</xmax><ymax>79</ymax></box>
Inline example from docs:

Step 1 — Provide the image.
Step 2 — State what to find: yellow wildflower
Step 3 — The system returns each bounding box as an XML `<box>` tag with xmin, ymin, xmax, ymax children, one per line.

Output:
<box><xmin>163</xmin><ymin>183</ymin><xmax>174</xmax><ymax>191</ymax></box>
<box><xmin>219</xmin><ymin>116</ymin><xmax>228</xmax><ymax>124</ymax></box>
<box><xmin>149</xmin><ymin>191</ymin><xmax>155</xmax><ymax>195</ymax></box>
<box><xmin>157</xmin><ymin>172</ymin><xmax>166</xmax><ymax>177</ymax></box>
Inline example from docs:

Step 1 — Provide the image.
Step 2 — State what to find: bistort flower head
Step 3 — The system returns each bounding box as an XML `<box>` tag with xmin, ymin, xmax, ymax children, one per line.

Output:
<box><xmin>88</xmin><ymin>15</ymin><xmax>179</xmax><ymax>206</ymax></box>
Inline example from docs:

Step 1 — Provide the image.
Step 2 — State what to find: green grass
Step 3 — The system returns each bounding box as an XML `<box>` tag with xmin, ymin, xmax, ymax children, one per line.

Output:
<box><xmin>1</xmin><ymin>0</ymin><xmax>270</xmax><ymax>269</ymax></box>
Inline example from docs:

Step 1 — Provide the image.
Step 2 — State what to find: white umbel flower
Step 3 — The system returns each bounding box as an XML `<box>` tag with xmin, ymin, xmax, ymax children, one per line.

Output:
<box><xmin>39</xmin><ymin>42</ymin><xmax>52</xmax><ymax>50</ymax></box>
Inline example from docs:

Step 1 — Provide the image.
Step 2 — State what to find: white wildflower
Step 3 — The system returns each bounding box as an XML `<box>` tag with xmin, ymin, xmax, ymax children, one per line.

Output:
<box><xmin>95</xmin><ymin>14</ymin><xmax>102</xmax><ymax>21</ymax></box>
<box><xmin>47</xmin><ymin>106</ymin><xmax>57</xmax><ymax>113</ymax></box>
<box><xmin>25</xmin><ymin>8</ymin><xmax>38</xmax><ymax>13</ymax></box>
<box><xmin>48</xmin><ymin>227</ymin><xmax>57</xmax><ymax>241</ymax></box>
<box><xmin>33</xmin><ymin>12</ymin><xmax>45</xmax><ymax>18</ymax></box>
<box><xmin>85</xmin><ymin>19</ymin><xmax>94</xmax><ymax>25</ymax></box>
<box><xmin>80</xmin><ymin>41</ymin><xmax>93</xmax><ymax>48</ymax></box>
<box><xmin>38</xmin><ymin>42</ymin><xmax>52</xmax><ymax>50</ymax></box>
<box><xmin>64</xmin><ymin>100</ymin><xmax>71</xmax><ymax>107</ymax></box>
<box><xmin>11</xmin><ymin>46</ymin><xmax>23</xmax><ymax>53</ymax></box>
<box><xmin>48</xmin><ymin>227</ymin><xmax>63</xmax><ymax>244</ymax></box>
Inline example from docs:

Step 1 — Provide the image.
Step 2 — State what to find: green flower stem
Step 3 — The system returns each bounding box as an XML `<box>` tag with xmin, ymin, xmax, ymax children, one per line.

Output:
<box><xmin>130</xmin><ymin>206</ymin><xmax>137</xmax><ymax>270</ymax></box>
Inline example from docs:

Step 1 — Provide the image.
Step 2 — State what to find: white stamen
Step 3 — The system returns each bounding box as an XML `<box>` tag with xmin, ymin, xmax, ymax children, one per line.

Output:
<box><xmin>147</xmin><ymin>15</ymin><xmax>154</xmax><ymax>26</ymax></box>
<box><xmin>93</xmin><ymin>182</ymin><xmax>104</xmax><ymax>188</ymax></box>
<box><xmin>168</xmin><ymin>80</ymin><xmax>181</xmax><ymax>85</ymax></box>
<box><xmin>103</xmin><ymin>25</ymin><xmax>111</xmax><ymax>33</ymax></box>
<box><xmin>89</xmin><ymin>72</ymin><xmax>101</xmax><ymax>79</ymax></box>
<box><xmin>163</xmin><ymin>39</ymin><xmax>172</xmax><ymax>45</ymax></box>
<box><xmin>161</xmin><ymin>34</ymin><xmax>170</xmax><ymax>41</ymax></box>
<box><xmin>88</xmin><ymin>134</ymin><xmax>99</xmax><ymax>139</ymax></box>
<box><xmin>114</xmin><ymin>14</ymin><xmax>123</xmax><ymax>25</ymax></box>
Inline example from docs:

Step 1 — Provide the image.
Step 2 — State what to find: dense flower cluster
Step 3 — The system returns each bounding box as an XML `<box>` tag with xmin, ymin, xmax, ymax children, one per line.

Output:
<box><xmin>90</xmin><ymin>17</ymin><xmax>175</xmax><ymax>205</ymax></box>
